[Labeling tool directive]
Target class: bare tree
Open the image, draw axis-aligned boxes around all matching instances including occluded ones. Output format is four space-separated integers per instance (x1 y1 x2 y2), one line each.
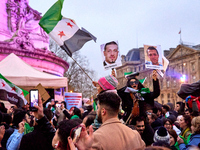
49 38 97 98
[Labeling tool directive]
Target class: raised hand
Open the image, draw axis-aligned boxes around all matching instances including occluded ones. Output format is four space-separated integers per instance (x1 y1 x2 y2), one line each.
152 70 157 81
75 124 94 150
18 121 25 134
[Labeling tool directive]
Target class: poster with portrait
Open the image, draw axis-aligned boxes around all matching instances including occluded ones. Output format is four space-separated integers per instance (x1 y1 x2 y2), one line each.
144 45 163 70
101 40 122 70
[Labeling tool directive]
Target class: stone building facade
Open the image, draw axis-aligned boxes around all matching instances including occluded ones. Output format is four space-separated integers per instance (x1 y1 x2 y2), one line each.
116 44 200 106
0 0 69 102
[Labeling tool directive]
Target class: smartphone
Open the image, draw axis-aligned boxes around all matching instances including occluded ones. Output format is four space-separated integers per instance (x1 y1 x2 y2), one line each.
29 89 39 111
72 126 82 143
56 103 61 107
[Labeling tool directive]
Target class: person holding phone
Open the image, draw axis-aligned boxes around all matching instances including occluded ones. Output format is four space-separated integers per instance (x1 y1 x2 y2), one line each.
29 90 39 111
19 95 55 150
51 119 82 150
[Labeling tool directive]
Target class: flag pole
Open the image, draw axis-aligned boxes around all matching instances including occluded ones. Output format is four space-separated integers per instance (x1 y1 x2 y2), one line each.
70 56 93 82
179 28 182 44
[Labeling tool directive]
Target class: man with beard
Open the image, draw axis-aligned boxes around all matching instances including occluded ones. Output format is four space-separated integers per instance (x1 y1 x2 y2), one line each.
103 41 119 66
92 75 118 131
146 46 163 66
74 92 145 150
131 116 154 146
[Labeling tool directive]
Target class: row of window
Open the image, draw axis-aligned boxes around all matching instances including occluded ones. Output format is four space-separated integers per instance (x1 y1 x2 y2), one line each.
166 62 196 76
160 93 172 105
160 75 196 89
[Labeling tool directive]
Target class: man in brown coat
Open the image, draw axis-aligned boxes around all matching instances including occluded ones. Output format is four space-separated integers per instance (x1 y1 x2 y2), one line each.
71 92 145 150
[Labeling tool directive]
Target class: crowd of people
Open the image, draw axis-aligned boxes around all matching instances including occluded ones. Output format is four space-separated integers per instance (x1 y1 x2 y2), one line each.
0 71 199 150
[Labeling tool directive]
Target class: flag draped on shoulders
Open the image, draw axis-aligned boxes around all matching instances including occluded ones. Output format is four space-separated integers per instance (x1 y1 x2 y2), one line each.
39 0 96 57
0 74 28 108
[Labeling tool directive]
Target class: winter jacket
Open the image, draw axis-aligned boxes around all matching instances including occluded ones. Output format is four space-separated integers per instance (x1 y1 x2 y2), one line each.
118 79 160 121
179 133 200 150
19 116 55 150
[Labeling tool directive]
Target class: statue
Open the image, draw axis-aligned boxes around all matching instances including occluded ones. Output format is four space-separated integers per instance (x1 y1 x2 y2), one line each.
6 0 49 50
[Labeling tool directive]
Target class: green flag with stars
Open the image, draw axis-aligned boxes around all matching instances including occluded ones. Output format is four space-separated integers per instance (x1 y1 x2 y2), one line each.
0 74 28 108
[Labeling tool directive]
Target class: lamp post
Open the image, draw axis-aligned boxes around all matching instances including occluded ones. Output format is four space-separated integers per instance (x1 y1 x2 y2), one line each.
180 29 186 83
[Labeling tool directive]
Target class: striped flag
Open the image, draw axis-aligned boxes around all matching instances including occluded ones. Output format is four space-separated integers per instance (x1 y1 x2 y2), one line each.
39 0 96 57
139 77 146 84
124 72 133 77
0 74 28 108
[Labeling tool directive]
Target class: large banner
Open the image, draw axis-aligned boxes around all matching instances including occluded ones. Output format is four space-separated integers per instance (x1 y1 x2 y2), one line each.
64 92 82 110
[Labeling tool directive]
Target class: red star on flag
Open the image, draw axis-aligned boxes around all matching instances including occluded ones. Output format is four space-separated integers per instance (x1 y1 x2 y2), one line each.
58 31 66 38
1 82 5 87
20 92 24 96
67 22 73 28
12 86 16 91
69 19 76 25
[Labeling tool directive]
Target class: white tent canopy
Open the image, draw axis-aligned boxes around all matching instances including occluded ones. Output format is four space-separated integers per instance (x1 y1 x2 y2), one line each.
0 53 68 89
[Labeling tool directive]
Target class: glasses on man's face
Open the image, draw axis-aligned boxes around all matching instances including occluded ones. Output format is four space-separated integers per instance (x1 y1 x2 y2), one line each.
130 80 139 85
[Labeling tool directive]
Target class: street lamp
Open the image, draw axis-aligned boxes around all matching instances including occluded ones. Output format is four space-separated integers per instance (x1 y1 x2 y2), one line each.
180 74 186 83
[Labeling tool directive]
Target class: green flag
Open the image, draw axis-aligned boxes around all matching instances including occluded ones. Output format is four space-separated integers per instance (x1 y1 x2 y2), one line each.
124 72 133 76
139 77 147 84
39 0 96 57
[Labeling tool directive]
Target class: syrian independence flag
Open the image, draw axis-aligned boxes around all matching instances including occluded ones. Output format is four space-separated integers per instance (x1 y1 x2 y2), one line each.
39 0 96 57
0 74 28 108
139 77 146 84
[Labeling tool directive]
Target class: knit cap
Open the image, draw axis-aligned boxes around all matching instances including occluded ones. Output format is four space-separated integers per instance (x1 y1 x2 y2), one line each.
98 75 118 90
153 127 170 144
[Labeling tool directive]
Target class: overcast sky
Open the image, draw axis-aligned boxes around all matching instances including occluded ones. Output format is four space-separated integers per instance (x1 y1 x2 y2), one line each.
29 0 200 79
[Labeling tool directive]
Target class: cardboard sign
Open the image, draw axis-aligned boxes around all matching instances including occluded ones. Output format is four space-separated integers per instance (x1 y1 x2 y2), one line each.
26 83 50 104
64 92 82 110
35 83 51 104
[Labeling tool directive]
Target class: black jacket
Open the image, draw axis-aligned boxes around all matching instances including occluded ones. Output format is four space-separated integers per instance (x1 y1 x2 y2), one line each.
19 116 55 150
118 79 160 121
